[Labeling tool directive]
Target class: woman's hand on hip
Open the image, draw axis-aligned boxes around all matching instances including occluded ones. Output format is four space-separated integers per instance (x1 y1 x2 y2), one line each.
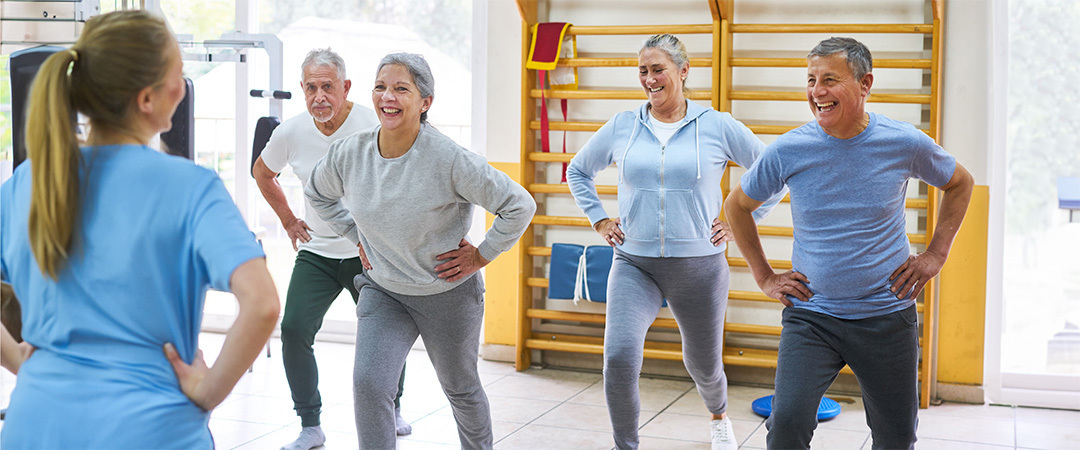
163 343 217 411
435 239 490 282
711 218 734 246
594 218 624 246
357 242 372 270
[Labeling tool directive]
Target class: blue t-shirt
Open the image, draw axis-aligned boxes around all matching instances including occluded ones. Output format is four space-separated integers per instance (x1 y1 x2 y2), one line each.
740 113 956 319
0 145 264 448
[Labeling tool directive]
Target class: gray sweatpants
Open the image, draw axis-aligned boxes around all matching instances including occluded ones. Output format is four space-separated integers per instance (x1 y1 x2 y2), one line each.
766 305 919 449
352 273 492 450
605 249 730 450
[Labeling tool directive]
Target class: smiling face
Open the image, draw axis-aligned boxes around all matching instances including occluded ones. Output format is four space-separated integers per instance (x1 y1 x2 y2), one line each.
638 47 688 112
806 53 873 139
302 64 350 123
372 63 431 132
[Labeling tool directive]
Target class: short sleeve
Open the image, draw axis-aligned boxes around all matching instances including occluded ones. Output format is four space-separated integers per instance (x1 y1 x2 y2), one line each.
909 132 956 188
190 173 265 292
740 144 787 203
260 125 290 174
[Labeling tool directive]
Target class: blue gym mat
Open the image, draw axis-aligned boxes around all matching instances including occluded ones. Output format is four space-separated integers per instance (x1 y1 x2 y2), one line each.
751 395 841 421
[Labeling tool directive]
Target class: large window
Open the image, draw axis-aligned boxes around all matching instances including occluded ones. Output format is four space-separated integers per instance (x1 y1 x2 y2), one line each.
995 0 1080 408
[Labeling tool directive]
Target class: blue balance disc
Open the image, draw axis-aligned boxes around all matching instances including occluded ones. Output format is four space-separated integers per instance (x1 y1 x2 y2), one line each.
751 395 841 421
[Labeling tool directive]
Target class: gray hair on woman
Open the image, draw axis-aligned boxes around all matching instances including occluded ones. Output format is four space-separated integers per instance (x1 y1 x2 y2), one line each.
640 34 690 95
377 52 435 122
808 37 873 81
302 48 347 81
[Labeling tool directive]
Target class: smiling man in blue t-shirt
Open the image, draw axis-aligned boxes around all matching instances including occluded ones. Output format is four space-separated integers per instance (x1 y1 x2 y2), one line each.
725 37 974 449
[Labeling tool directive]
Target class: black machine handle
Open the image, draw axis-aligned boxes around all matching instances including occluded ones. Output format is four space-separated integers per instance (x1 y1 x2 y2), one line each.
249 89 292 100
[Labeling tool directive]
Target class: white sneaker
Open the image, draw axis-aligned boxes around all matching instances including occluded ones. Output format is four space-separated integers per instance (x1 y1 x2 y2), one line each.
710 417 738 450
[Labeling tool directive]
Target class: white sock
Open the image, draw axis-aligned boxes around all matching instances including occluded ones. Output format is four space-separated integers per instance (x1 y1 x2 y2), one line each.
281 425 326 450
395 407 413 436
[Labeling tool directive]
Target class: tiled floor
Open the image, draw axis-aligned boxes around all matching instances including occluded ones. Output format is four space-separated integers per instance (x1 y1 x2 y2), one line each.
3 332 1079 449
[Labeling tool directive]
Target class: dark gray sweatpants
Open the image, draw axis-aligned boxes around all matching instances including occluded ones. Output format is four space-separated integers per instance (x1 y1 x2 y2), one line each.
766 305 920 449
604 249 730 450
352 273 492 450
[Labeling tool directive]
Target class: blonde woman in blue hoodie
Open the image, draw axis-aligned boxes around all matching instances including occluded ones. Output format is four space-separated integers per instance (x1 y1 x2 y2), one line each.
567 34 781 450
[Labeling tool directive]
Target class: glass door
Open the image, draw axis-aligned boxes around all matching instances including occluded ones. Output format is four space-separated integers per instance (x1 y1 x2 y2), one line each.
991 0 1080 409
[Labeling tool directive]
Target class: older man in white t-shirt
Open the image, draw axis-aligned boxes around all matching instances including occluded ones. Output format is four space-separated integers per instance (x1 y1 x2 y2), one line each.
253 48 410 450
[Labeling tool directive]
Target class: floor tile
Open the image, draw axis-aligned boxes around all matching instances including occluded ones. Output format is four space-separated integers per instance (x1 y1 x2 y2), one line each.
399 412 467 446
724 385 776 422
637 436 711 449
493 423 614 449
234 427 358 450
916 413 1015 447
211 393 303 426
922 401 1016 421
488 394 561 423
208 417 285 449
664 389 712 416
1014 405 1080 427
743 422 870 449
483 368 600 402
477 358 518 376
532 402 623 433
816 396 870 434
319 402 359 434
568 376 695 412
639 411 760 446
1016 420 1080 449
914 437 1015 449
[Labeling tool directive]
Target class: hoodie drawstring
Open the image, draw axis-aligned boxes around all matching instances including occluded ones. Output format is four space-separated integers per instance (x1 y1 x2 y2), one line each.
695 119 701 180
619 118 640 184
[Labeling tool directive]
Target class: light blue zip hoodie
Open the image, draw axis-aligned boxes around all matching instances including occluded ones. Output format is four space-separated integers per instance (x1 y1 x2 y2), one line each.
566 100 782 258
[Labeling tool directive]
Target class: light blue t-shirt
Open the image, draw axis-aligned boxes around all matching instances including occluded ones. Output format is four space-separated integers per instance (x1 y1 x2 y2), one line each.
740 113 955 319
0 145 264 448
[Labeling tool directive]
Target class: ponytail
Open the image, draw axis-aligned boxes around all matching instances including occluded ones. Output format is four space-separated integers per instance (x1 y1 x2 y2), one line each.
24 10 172 280
26 49 81 280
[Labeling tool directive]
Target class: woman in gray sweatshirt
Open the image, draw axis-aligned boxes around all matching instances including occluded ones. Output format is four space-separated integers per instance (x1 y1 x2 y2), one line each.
305 52 535 450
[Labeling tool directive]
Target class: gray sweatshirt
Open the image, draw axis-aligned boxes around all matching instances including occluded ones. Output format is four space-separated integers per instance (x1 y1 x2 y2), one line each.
305 123 536 296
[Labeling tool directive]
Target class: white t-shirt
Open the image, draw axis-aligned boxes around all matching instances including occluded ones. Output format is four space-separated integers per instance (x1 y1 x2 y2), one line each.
648 112 686 147
260 105 378 258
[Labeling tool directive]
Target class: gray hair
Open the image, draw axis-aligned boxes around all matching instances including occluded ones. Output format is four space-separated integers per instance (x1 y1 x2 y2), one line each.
640 34 690 94
301 48 347 82
377 52 435 122
808 37 873 81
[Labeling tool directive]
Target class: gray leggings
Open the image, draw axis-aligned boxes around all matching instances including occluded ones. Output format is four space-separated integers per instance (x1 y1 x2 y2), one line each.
352 273 492 450
605 249 730 450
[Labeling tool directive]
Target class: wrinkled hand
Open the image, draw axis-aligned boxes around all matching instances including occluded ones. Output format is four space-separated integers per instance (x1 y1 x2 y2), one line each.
594 218 624 247
357 242 372 270
285 218 312 251
710 218 733 246
759 270 813 307
163 343 216 411
889 251 945 300
435 239 490 282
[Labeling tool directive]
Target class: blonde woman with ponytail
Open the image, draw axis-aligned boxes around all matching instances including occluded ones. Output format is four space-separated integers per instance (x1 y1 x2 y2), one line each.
0 10 279 448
